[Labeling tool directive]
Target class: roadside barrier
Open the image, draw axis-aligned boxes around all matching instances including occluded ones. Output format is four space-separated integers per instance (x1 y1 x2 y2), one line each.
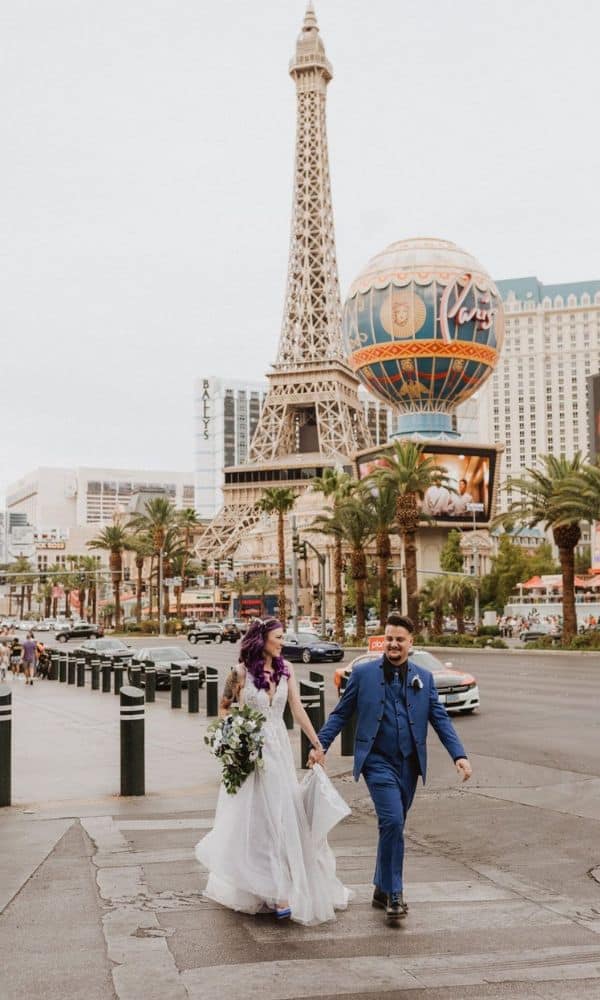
50 652 59 681
120 686 145 796
309 670 325 730
187 672 199 713
76 658 85 687
299 679 321 770
59 653 67 683
205 666 219 717
0 685 11 807
101 662 111 693
113 663 124 696
144 667 156 703
170 668 182 709
91 658 100 690
340 673 356 757
67 654 76 685
129 665 142 689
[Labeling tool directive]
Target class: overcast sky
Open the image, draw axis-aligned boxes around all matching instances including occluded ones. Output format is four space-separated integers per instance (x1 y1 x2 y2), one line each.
2 0 599 502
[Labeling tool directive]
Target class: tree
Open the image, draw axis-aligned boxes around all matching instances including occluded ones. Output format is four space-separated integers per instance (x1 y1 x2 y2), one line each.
315 497 375 642
87 525 132 628
244 572 278 617
372 441 449 625
419 576 448 636
363 478 396 628
440 529 464 573
176 508 201 614
312 469 355 641
257 488 296 628
444 574 476 634
496 454 587 642
9 556 34 619
129 535 153 623
526 540 559 577
575 545 591 575
128 498 178 623
481 536 529 612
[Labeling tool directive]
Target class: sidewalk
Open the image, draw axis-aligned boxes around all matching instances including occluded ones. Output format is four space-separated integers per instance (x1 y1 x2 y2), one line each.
2 679 600 999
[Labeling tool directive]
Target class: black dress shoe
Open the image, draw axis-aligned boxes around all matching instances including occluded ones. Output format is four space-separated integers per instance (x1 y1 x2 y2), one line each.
372 887 387 909
386 891 408 922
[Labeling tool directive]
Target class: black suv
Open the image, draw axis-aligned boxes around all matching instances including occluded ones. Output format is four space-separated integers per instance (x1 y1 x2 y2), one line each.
55 622 104 642
187 622 240 644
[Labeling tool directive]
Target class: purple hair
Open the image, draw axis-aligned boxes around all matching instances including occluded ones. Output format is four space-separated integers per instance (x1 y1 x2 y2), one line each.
239 618 289 691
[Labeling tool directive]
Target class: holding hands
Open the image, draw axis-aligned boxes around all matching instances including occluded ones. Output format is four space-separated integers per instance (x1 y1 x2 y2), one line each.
308 745 326 769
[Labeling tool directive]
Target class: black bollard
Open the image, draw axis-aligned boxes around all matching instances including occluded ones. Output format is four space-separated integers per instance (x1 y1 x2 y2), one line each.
49 652 59 681
340 673 356 757
59 652 67 683
299 679 321 770
309 670 325 730
187 672 199 713
283 701 294 730
0 685 12 807
129 665 142 689
205 666 219 717
113 663 124 696
170 668 182 709
67 653 76 685
101 661 111 693
91 658 100 691
120 685 145 796
144 668 156 704
76 658 85 687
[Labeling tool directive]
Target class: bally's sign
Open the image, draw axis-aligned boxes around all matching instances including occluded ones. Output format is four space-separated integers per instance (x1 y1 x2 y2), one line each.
201 379 210 440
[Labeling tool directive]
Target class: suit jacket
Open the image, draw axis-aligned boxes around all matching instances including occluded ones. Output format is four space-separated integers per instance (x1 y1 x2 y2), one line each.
318 655 467 783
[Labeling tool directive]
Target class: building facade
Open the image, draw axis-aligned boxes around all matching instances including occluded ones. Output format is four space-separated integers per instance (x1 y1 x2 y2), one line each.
480 277 600 511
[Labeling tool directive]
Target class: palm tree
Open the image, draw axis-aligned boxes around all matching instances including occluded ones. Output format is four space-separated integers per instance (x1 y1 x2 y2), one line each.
444 574 476 634
128 498 178 624
87 525 132 628
129 535 153 623
374 441 450 626
10 556 34 619
76 555 100 622
419 575 448 636
176 508 201 614
243 572 279 617
312 469 355 641
314 497 375 643
257 488 296 627
363 478 396 628
495 453 586 643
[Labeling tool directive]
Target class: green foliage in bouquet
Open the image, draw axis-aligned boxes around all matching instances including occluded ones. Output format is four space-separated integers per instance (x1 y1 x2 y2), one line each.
204 704 266 795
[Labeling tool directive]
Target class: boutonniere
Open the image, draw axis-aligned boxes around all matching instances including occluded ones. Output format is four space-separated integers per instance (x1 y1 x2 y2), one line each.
411 675 424 692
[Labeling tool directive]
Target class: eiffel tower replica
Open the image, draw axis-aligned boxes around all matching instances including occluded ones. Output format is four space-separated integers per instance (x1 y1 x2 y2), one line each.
200 3 371 558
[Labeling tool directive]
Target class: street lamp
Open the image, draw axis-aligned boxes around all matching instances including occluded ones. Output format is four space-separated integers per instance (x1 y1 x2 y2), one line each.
466 502 485 628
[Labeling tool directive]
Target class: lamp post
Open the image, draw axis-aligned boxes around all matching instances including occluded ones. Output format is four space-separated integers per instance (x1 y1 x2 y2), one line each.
158 545 164 637
466 503 485 629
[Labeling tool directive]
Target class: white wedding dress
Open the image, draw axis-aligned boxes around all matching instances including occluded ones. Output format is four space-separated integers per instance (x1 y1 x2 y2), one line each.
195 673 351 925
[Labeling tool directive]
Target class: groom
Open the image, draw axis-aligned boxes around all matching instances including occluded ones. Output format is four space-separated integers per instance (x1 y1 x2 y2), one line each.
310 613 472 924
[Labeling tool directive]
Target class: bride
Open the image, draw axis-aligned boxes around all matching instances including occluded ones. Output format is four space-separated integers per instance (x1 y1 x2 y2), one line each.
195 618 350 925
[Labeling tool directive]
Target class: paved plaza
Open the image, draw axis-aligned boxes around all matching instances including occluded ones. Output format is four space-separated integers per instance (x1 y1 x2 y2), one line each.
1 645 600 999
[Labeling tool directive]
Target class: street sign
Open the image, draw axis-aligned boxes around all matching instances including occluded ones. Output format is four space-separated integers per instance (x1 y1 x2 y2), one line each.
466 503 484 512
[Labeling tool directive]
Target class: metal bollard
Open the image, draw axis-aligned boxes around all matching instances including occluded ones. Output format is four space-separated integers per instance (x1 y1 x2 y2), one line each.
309 670 325 730
76 658 85 687
101 661 111 693
144 668 156 703
120 685 145 796
340 673 356 757
113 662 124 696
283 701 294 730
129 665 142 689
299 679 321 770
67 653 76 685
91 658 100 690
187 672 199 713
170 668 182 709
205 666 219 717
0 685 12 807
49 652 59 681
59 652 67 683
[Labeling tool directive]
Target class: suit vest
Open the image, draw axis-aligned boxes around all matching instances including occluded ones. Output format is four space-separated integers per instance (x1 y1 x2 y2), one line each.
371 671 416 761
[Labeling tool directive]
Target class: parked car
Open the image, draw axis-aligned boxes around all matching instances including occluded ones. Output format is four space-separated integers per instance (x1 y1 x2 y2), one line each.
519 623 562 643
333 648 480 714
282 631 344 664
187 622 240 644
55 622 104 642
129 647 205 690
74 637 133 662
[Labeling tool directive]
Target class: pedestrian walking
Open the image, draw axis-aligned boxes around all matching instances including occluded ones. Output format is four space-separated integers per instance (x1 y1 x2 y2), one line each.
21 632 38 685
0 640 9 682
312 612 472 925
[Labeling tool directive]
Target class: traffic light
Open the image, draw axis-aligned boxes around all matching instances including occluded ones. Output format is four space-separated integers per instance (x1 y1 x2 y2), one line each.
300 542 307 560
213 558 219 570
243 572 250 584
214 571 220 587
292 531 300 554
227 557 234 572
312 584 320 599
201 559 208 572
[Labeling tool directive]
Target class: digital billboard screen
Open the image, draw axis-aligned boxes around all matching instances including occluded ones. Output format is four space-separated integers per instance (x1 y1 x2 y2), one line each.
588 374 600 464
356 443 498 524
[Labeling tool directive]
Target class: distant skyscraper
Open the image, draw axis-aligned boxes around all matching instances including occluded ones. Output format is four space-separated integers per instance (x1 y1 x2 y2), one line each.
480 276 600 511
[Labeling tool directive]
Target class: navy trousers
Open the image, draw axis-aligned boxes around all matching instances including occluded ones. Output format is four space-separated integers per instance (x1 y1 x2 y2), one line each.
362 750 420 894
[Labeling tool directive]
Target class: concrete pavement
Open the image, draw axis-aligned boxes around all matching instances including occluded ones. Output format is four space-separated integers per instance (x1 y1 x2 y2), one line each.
1 651 600 999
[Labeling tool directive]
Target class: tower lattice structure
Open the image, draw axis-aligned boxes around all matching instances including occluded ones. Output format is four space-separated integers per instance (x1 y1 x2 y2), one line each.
200 3 371 559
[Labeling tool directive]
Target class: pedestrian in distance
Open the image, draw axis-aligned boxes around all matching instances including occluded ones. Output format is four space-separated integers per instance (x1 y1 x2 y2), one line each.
10 638 22 677
21 632 38 685
311 612 472 925
0 640 9 682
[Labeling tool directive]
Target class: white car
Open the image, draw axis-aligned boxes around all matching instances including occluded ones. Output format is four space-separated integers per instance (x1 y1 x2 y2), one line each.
334 648 480 714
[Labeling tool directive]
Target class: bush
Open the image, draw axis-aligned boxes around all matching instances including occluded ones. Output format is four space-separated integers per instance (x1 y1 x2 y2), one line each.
477 625 500 637
564 631 600 650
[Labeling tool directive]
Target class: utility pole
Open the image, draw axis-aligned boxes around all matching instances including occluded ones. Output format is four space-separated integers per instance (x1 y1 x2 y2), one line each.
291 516 299 633
466 502 484 629
158 546 164 637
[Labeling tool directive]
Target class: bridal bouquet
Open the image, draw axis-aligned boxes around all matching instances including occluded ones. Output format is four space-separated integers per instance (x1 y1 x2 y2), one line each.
204 705 266 795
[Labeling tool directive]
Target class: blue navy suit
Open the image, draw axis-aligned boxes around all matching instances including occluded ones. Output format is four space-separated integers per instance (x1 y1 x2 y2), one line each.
318 655 467 894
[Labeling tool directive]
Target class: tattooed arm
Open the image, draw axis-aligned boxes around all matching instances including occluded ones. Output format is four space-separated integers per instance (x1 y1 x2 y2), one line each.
219 666 245 718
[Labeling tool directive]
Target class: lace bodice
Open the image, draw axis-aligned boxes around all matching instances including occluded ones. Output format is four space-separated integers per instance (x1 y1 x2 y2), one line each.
242 672 289 720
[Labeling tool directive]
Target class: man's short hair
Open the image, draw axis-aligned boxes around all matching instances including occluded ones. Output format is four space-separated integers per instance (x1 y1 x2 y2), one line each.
385 613 414 633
